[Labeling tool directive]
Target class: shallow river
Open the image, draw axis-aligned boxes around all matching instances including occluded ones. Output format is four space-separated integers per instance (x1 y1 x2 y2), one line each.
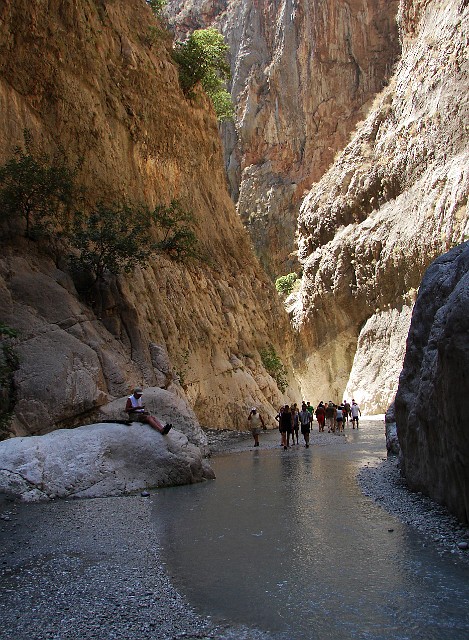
152 421 469 640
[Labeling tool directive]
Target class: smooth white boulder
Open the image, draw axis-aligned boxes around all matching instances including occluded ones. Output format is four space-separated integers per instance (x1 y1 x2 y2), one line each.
0 422 215 502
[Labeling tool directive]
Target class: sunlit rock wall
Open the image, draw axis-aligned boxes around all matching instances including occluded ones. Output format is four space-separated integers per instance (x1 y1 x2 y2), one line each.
166 0 400 278
0 0 298 435
296 0 469 411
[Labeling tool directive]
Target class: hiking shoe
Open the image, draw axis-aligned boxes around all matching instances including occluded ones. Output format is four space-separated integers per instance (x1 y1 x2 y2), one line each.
162 423 172 435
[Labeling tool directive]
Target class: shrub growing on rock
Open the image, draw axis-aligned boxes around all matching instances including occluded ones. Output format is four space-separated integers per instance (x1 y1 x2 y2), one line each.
275 272 298 296
69 200 202 283
69 203 155 283
173 27 234 121
146 0 166 18
260 345 288 393
151 200 201 262
0 131 75 239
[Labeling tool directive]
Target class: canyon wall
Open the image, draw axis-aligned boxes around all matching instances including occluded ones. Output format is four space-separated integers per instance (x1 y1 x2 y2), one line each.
296 0 468 411
395 242 469 523
0 0 298 436
166 0 401 278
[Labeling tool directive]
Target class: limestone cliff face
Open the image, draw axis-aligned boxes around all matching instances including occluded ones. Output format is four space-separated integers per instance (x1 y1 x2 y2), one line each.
167 0 400 277
296 0 469 411
0 0 297 436
395 243 469 523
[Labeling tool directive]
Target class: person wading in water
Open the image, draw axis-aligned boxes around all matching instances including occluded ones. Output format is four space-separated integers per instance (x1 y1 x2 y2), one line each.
279 404 293 450
247 407 265 447
299 402 312 448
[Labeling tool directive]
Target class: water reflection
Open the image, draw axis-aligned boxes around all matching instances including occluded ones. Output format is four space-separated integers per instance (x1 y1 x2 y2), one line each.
152 425 469 639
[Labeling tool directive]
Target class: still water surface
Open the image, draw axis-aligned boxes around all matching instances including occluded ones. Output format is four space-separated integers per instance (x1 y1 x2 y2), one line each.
152 423 469 639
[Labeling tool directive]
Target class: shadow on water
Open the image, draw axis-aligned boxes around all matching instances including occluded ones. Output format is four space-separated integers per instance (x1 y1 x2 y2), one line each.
152 424 469 639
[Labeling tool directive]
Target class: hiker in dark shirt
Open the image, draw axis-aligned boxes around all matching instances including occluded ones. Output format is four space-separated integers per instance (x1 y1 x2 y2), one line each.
278 404 293 450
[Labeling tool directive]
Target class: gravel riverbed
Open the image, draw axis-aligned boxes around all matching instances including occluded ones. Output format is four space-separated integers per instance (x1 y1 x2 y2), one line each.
1 421 468 639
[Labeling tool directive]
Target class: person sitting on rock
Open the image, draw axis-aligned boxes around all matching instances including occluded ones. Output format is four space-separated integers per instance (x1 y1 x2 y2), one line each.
125 387 172 434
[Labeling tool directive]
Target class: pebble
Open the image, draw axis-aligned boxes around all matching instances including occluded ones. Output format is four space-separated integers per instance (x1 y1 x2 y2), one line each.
358 457 469 563
0 494 270 640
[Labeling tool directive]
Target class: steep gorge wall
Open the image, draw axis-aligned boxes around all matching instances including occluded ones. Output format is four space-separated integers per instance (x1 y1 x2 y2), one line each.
166 0 401 278
0 0 297 435
296 0 469 411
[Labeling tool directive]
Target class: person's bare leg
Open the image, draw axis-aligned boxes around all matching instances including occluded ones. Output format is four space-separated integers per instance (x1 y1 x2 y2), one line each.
144 415 172 434
145 416 164 433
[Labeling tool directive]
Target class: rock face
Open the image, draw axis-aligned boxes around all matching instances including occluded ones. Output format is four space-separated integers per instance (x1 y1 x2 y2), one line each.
384 402 400 455
296 0 469 410
0 420 215 502
395 242 469 524
0 0 298 436
166 0 401 277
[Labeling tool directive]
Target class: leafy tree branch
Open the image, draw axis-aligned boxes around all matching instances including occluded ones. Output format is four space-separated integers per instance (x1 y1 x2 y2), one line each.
172 27 234 121
0 130 75 238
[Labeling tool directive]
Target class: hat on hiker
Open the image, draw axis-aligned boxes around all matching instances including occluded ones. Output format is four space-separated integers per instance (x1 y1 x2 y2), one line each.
251 407 257 411
134 387 143 394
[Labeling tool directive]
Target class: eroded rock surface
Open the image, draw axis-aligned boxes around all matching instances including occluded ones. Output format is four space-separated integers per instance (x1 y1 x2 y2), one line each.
0 0 298 436
395 242 469 524
0 421 214 502
167 0 400 277
297 0 469 410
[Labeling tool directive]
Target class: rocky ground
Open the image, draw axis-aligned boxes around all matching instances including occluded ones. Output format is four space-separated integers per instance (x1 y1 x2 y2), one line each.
358 455 469 565
1 422 468 639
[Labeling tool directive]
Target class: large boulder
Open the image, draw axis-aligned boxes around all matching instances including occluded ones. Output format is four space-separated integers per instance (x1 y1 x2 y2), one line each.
395 242 469 523
0 422 215 502
96 386 209 453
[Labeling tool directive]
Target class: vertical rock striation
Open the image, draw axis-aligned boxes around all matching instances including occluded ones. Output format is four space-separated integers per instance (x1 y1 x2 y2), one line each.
395 242 469 523
167 0 400 277
296 0 469 409
0 0 298 435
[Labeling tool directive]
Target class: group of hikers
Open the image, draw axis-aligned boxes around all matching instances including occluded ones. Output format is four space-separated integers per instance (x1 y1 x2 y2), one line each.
248 400 362 449
126 387 362 453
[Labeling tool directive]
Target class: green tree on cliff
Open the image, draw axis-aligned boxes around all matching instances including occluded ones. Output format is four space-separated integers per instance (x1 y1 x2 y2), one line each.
173 27 234 121
146 0 167 17
260 345 288 393
69 203 155 283
69 200 202 283
0 131 75 238
151 200 201 262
